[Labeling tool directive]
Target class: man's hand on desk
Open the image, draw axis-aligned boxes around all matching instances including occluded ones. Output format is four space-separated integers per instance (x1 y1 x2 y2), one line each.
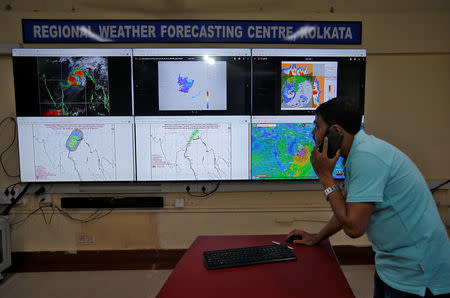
286 229 321 246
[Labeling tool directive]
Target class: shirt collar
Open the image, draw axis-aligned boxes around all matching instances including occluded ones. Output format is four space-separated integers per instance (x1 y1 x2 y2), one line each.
345 129 367 166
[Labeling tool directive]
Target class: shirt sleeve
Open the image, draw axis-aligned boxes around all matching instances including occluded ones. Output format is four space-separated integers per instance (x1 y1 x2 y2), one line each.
346 152 390 203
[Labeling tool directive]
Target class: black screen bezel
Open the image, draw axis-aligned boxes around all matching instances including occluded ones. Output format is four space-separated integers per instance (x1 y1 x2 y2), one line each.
12 55 133 117
133 55 251 116
252 55 366 115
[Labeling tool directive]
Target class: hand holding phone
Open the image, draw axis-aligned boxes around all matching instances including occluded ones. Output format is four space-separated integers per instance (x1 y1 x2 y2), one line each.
318 128 343 159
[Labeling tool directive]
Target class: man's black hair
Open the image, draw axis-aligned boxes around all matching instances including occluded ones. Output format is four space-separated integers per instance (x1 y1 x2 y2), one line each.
315 96 363 135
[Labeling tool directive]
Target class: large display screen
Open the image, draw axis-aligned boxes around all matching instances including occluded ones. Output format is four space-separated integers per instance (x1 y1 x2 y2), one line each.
133 48 251 115
12 48 133 117
135 116 251 181
252 49 366 115
17 117 135 182
11 47 366 183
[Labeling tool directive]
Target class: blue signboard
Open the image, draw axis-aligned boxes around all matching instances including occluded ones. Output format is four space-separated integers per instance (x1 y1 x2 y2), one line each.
22 20 361 44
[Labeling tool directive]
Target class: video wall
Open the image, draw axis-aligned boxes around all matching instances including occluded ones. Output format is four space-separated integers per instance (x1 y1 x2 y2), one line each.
12 48 366 182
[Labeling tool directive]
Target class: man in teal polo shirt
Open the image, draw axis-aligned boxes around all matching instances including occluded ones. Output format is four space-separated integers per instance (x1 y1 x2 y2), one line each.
287 97 450 297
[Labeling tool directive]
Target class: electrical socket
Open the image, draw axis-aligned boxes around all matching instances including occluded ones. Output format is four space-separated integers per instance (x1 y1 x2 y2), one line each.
175 198 184 208
186 184 201 193
38 194 52 204
78 234 95 244
0 187 24 205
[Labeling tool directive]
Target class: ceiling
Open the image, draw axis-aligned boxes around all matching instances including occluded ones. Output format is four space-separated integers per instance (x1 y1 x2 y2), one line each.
3 0 450 14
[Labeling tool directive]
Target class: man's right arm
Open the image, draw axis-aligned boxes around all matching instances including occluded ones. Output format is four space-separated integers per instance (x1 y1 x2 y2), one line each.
315 215 343 241
287 215 342 245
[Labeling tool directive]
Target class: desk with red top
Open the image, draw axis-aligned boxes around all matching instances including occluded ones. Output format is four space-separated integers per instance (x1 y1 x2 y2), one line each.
157 234 354 298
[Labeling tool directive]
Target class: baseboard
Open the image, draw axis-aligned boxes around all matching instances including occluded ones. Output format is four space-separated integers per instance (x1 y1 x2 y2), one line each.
7 245 374 273
333 245 375 265
7 249 186 272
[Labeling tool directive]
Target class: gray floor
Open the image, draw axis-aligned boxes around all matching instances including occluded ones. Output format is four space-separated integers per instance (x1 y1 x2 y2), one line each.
0 265 375 298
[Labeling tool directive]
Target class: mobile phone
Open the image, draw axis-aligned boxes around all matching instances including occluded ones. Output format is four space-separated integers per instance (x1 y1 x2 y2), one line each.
318 128 343 158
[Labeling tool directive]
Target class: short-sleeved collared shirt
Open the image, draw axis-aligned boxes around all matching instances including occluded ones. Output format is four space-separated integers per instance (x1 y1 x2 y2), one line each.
344 130 450 296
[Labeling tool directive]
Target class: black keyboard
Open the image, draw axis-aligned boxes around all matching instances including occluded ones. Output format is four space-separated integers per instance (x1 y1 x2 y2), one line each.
203 244 296 270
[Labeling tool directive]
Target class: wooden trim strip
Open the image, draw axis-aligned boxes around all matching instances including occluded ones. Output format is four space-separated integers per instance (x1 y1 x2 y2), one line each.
7 246 373 273
8 250 186 272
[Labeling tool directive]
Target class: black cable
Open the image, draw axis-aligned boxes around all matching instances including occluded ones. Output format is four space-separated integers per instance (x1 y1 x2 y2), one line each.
10 206 43 227
84 207 104 220
11 205 54 227
11 204 113 227
49 204 56 223
5 183 112 226
39 200 55 225
53 205 113 223
0 116 19 178
431 180 450 194
186 181 221 197
3 183 111 224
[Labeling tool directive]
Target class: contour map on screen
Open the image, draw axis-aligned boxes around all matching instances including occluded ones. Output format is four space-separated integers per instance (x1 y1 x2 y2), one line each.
31 123 118 181
281 61 337 110
149 122 231 180
252 121 344 179
17 117 135 182
38 56 110 116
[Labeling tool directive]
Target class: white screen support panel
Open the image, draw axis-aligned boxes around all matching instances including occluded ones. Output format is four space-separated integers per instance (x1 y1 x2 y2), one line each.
17 116 135 182
252 48 366 57
135 115 251 181
133 48 251 57
12 48 132 57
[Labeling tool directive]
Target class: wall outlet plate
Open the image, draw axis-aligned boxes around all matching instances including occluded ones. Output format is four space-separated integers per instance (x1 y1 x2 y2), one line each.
78 234 95 244
38 194 52 204
0 187 25 205
175 198 184 208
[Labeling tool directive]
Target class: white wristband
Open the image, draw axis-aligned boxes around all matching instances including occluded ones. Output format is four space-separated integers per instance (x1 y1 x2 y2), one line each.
324 184 340 201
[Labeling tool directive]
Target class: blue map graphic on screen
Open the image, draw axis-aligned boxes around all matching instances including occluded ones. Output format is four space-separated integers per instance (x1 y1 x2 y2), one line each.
252 123 345 180
282 82 297 104
177 74 194 93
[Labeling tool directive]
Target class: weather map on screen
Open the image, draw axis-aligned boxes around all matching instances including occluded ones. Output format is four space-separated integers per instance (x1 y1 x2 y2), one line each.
158 61 227 111
135 116 250 181
251 116 344 180
38 57 111 116
17 117 135 182
281 61 337 110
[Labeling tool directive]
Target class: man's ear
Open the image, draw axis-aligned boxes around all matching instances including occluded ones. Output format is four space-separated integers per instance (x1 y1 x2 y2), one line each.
330 124 345 134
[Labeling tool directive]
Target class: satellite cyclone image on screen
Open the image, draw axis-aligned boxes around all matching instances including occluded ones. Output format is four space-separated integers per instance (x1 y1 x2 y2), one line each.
252 122 344 179
281 62 324 110
37 56 110 116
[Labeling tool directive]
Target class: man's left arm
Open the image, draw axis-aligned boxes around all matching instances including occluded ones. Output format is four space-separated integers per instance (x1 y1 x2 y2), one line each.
321 177 373 238
311 137 374 238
